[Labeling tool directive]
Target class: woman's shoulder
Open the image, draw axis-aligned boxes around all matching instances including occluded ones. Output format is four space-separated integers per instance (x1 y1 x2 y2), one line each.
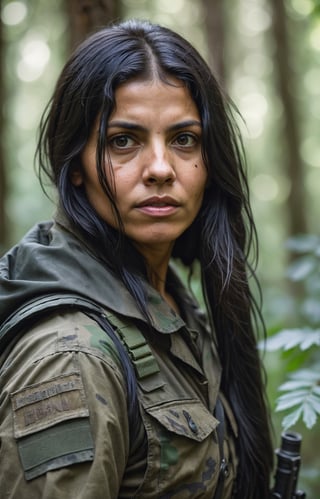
0 310 123 382
0 309 131 493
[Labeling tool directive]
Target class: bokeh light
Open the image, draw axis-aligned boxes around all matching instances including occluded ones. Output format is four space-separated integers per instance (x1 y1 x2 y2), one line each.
251 174 280 202
16 37 51 82
309 23 320 51
1 1 27 26
291 0 314 16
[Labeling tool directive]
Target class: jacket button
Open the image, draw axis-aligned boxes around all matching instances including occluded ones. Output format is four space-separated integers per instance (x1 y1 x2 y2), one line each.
220 458 230 478
183 410 198 434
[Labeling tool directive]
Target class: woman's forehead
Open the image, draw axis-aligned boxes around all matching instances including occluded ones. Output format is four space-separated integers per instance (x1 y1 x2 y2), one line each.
110 78 199 120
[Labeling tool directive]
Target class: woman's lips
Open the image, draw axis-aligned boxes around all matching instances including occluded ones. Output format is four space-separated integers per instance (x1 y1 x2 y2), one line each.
136 196 180 216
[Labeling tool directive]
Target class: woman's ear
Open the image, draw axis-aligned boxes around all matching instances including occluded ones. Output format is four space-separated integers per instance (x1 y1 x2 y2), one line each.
70 168 83 186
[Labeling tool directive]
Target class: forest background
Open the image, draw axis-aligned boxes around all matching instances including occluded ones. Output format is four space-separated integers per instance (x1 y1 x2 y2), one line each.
0 0 319 495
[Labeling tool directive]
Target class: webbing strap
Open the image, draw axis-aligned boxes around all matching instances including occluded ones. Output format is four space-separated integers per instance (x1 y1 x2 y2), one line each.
104 312 160 380
0 293 160 383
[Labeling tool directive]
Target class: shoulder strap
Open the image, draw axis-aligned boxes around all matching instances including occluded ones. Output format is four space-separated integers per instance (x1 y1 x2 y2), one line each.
0 294 106 352
104 311 160 380
0 293 159 382
0 293 155 445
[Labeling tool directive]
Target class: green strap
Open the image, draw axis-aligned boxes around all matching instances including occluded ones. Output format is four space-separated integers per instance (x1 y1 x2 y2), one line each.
104 312 160 380
0 292 160 382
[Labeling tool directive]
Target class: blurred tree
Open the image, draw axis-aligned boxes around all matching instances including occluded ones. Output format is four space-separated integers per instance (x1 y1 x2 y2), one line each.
202 0 225 86
0 2 8 251
270 0 308 241
65 0 122 51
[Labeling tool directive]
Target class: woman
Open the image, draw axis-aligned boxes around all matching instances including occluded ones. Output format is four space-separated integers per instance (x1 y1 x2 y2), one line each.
0 20 273 498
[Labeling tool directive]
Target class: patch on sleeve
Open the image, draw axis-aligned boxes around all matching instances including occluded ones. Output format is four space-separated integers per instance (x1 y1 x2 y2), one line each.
11 372 89 437
11 372 94 480
17 418 94 480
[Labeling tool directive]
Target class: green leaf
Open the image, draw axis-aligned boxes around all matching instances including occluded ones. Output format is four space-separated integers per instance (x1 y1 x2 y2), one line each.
309 394 320 412
290 369 320 382
278 379 314 391
313 386 320 396
276 398 304 412
302 297 320 324
285 234 320 253
302 400 318 429
282 407 303 430
264 329 320 351
277 368 320 429
286 256 317 281
276 390 308 411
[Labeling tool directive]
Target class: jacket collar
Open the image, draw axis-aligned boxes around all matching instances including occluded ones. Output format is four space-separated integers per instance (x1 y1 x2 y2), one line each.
1 206 205 335
54 208 189 333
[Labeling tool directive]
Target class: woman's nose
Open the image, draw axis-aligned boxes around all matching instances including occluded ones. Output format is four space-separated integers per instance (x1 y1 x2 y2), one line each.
142 143 176 185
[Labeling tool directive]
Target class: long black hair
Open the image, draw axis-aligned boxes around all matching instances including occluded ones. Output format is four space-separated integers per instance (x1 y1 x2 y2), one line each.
36 19 273 498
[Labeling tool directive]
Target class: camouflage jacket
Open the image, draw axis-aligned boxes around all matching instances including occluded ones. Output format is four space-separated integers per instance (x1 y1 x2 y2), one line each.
0 217 238 498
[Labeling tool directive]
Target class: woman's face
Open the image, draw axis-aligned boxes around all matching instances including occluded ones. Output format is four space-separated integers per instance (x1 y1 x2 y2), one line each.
73 78 207 258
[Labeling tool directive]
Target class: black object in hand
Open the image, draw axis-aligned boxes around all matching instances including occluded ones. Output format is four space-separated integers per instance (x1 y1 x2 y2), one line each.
270 431 306 499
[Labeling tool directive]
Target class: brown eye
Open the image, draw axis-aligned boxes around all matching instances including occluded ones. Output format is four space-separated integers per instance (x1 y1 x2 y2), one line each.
174 133 197 147
109 135 136 149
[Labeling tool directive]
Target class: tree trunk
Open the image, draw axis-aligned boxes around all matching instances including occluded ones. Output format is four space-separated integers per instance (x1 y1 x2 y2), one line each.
65 0 122 52
202 0 226 87
0 4 8 253
270 0 308 237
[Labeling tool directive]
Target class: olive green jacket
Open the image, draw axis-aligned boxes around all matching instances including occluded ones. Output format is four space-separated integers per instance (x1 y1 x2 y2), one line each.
0 217 238 498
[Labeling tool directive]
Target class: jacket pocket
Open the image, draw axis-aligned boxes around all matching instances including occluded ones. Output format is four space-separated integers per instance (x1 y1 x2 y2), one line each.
145 398 218 442
135 398 220 498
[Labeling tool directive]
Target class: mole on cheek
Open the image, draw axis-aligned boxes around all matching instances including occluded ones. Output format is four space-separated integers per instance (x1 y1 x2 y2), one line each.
194 164 198 168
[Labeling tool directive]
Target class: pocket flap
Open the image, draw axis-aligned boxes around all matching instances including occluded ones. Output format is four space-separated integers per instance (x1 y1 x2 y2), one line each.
145 399 218 442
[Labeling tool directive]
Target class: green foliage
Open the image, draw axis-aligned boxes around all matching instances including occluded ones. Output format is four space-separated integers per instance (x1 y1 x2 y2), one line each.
265 328 320 351
265 235 320 430
311 0 320 17
277 370 320 429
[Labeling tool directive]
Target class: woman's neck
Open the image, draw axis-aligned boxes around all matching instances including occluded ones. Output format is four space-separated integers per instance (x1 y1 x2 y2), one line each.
135 242 179 313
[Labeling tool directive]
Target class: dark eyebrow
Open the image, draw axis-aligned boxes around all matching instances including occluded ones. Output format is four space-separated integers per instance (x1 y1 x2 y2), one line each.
107 121 147 132
168 120 202 132
107 120 202 132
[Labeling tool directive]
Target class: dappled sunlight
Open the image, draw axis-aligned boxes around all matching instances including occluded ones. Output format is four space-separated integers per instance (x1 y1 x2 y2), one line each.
291 0 315 16
1 1 27 26
2 0 319 274
309 21 320 50
251 173 291 203
238 0 272 36
1 1 319 495
300 136 320 168
238 92 269 139
156 0 184 14
304 67 320 94
17 37 50 82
